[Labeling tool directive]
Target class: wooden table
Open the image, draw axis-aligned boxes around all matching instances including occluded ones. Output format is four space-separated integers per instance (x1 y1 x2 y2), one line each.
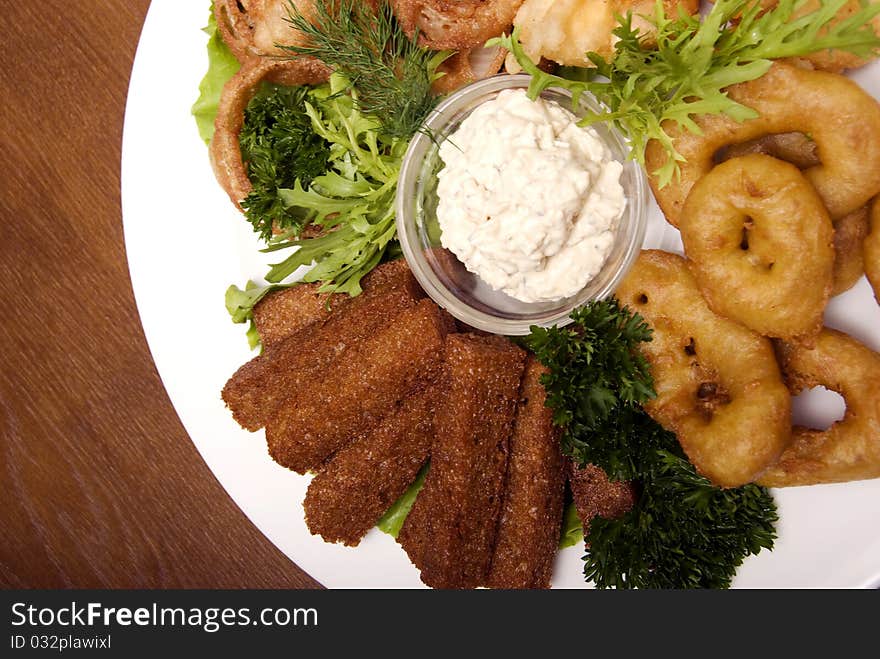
0 1 320 588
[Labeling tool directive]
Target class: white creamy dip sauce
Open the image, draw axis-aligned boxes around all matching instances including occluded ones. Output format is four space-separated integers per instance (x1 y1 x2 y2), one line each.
435 88 625 303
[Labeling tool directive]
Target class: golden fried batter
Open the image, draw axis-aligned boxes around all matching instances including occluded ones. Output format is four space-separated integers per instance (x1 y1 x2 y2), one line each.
832 206 870 296
398 334 526 589
679 154 834 343
647 63 880 226
392 0 522 50
303 387 436 545
488 358 565 590
615 250 791 487
265 299 452 473
867 198 880 303
759 329 880 487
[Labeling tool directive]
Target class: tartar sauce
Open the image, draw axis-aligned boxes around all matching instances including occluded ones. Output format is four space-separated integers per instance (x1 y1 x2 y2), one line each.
435 88 625 303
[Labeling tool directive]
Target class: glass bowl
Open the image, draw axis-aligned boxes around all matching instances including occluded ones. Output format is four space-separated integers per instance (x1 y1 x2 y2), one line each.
395 73 647 335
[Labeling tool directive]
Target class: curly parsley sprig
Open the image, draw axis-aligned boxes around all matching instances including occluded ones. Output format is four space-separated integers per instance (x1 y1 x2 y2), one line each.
525 300 778 589
495 0 880 187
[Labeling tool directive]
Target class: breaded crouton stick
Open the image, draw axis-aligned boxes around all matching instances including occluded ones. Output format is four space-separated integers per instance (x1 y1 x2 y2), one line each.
253 259 420 349
568 462 636 539
303 387 436 546
488 358 564 589
398 334 526 589
265 299 452 474
222 265 422 431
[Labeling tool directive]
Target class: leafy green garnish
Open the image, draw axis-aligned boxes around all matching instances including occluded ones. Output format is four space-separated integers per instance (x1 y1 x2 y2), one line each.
496 0 880 186
239 85 331 240
191 5 241 144
526 300 778 588
377 462 429 538
523 299 655 481
260 74 407 296
280 0 448 139
585 447 778 590
559 503 584 550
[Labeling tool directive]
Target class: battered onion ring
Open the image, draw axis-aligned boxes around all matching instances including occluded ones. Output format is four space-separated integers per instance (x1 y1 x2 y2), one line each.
213 0 332 86
646 62 880 226
679 154 834 343
867 198 880 302
718 131 820 170
432 45 507 94
758 329 880 487
210 58 328 211
391 0 522 50
832 206 870 296
615 250 791 487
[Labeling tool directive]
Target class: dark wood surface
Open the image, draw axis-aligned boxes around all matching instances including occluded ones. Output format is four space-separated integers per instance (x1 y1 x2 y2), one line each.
0 1 321 588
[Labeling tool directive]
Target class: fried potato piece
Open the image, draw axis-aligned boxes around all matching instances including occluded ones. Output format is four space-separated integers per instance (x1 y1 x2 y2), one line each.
392 0 523 50
487 358 565 590
759 329 880 487
567 462 636 538
265 299 452 473
647 63 880 226
832 206 870 296
867 198 880 303
679 154 834 343
303 387 436 546
222 261 423 431
615 250 791 487
508 0 699 69
398 334 526 589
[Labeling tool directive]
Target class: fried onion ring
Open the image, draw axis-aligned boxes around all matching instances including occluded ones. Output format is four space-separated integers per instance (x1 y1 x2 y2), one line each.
679 154 834 343
210 58 328 210
432 45 507 95
615 250 791 487
758 329 880 487
391 0 522 50
717 131 820 170
832 206 870 296
647 62 880 226
867 198 880 303
213 0 332 86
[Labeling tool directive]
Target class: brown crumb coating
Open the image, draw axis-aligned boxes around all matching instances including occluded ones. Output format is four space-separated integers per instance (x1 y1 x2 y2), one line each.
488 358 564 589
221 263 422 431
252 259 422 350
398 333 526 589
567 462 637 540
303 387 437 546
265 299 452 474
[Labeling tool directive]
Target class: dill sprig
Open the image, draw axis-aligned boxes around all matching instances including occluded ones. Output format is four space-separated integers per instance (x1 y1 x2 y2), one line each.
496 0 880 187
279 0 447 138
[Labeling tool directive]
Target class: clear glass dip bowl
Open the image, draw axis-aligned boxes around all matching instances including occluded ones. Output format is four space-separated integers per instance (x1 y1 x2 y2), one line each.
395 73 647 335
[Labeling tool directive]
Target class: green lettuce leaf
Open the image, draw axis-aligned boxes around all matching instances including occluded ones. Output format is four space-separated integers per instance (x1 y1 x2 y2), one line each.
376 462 429 538
192 4 240 144
559 503 584 550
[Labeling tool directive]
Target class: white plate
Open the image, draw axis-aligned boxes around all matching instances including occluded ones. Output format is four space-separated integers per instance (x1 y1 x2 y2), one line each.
122 0 880 588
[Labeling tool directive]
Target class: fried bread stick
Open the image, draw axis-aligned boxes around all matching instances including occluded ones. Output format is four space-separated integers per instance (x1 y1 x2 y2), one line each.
488 358 564 589
253 259 420 349
567 462 636 540
222 263 422 431
398 334 526 589
303 387 437 546
266 299 452 474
